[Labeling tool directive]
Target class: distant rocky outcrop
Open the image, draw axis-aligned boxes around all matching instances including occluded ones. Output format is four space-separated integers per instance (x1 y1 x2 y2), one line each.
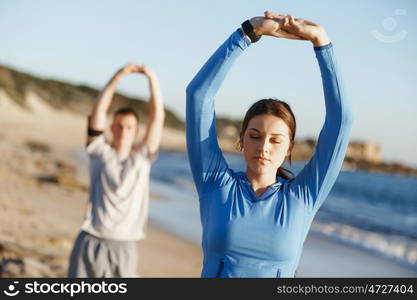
290 139 382 164
346 142 381 164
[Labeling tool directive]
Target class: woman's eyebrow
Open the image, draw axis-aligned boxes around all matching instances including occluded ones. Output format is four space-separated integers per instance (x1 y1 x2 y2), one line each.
248 128 285 136
248 128 260 132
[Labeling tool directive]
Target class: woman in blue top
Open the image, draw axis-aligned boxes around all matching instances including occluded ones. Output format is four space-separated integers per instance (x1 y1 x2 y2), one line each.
186 11 353 278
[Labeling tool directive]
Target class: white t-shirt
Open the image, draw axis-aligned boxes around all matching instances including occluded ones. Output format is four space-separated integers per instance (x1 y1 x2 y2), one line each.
81 135 153 241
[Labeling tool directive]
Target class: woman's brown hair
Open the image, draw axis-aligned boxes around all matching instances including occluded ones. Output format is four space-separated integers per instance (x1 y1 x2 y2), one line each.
238 99 296 180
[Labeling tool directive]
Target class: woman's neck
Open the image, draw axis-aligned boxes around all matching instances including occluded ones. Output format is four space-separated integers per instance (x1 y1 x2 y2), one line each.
246 170 277 197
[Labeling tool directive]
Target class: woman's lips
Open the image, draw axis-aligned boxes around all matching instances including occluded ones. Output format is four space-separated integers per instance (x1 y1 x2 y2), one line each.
254 156 270 162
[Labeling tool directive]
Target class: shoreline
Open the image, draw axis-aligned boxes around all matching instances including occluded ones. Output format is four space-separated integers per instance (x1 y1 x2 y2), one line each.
145 220 417 277
148 200 417 277
298 232 417 277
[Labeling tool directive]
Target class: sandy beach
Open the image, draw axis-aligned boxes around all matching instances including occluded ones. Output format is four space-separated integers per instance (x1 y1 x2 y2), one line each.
0 90 415 278
0 90 202 277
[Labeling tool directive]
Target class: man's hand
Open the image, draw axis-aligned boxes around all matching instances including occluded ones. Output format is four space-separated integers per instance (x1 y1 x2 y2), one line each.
137 65 156 78
116 62 141 76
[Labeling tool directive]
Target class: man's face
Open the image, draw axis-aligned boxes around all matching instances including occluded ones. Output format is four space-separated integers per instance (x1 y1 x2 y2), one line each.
110 113 138 147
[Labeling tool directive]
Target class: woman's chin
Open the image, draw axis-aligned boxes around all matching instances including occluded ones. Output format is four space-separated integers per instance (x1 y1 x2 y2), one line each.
248 165 274 176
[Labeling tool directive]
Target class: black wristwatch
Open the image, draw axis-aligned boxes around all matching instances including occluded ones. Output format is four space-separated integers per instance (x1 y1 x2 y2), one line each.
241 20 261 43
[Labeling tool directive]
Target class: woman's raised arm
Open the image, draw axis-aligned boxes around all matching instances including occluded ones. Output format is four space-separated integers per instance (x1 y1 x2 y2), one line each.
281 16 354 213
186 29 251 197
185 15 295 196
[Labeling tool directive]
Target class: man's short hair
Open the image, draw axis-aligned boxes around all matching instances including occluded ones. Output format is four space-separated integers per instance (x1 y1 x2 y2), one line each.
113 107 140 123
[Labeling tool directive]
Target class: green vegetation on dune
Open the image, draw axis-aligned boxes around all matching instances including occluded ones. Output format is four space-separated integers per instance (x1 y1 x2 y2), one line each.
0 64 184 129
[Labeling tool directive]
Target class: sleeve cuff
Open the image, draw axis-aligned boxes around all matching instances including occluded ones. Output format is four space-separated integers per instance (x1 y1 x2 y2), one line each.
86 134 106 155
236 28 252 47
314 42 333 51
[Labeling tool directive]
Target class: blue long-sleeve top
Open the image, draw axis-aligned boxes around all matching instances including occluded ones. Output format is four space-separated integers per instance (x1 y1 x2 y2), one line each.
186 29 353 278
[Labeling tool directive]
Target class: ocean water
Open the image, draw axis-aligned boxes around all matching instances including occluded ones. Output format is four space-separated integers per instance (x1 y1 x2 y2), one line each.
148 151 417 270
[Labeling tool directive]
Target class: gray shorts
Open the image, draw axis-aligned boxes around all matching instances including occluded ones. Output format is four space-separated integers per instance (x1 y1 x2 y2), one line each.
68 231 138 278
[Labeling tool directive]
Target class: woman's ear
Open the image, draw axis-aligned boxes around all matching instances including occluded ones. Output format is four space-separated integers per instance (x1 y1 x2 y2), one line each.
286 141 294 157
238 133 244 152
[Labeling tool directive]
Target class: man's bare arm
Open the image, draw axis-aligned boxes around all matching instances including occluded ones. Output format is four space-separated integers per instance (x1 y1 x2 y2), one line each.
87 63 140 145
141 66 165 156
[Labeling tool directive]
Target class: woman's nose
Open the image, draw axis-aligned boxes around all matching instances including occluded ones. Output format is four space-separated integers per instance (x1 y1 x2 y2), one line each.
257 139 270 153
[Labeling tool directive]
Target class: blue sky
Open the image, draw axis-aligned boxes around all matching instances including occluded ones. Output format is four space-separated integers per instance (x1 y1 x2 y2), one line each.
1 0 416 166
